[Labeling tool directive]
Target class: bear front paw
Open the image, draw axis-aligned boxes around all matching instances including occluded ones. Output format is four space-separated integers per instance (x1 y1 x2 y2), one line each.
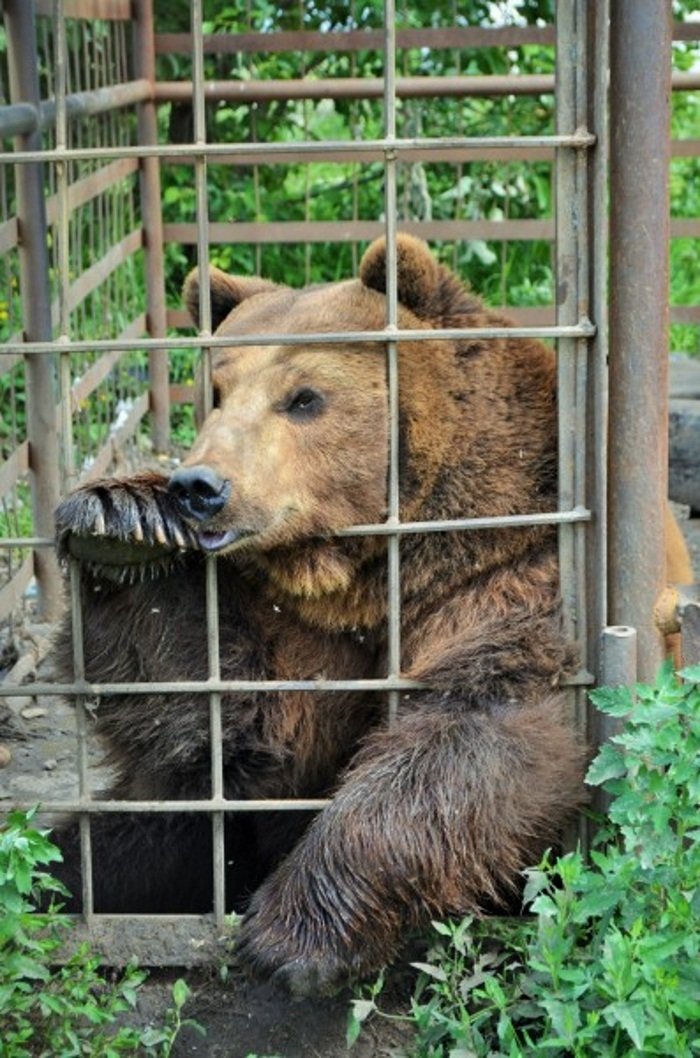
55 473 198 583
235 910 353 997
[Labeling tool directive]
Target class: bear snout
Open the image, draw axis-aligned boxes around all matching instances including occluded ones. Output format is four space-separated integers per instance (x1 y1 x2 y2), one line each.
168 464 231 523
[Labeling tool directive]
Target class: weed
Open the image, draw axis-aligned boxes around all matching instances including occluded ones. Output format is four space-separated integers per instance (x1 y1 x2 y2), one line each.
0 806 205 1057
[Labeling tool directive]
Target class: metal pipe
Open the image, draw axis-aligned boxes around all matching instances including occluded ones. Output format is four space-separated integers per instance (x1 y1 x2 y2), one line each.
133 1 169 453
608 1 672 680
0 666 595 698
0 132 597 166
0 81 152 140
585 0 610 678
3 0 63 621
151 70 700 104
0 321 597 357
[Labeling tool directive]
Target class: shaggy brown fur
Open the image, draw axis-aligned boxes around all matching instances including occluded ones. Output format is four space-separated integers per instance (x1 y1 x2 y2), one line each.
53 235 587 995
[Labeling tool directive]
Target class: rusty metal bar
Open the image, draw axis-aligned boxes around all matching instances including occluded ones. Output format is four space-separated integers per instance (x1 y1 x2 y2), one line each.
0 554 34 624
163 218 555 243
69 315 146 407
133 0 169 453
3 0 63 621
152 22 695 55
44 158 140 225
34 0 130 17
609 0 672 681
155 25 556 54
0 132 596 166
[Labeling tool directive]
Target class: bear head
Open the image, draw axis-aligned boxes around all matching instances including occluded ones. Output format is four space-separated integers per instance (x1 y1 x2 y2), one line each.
172 234 556 608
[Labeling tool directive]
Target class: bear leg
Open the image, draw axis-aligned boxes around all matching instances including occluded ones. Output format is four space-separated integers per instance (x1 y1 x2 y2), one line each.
235 697 585 995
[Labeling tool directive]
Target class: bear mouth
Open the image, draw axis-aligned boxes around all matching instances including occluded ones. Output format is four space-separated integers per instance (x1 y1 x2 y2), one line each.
196 528 252 553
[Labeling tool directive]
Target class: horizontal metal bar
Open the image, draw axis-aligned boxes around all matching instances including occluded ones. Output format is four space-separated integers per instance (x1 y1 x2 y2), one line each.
16 797 332 813
0 320 596 357
34 0 131 17
0 667 594 698
0 80 151 139
0 537 53 547
0 506 589 552
155 25 556 55
155 74 557 104
155 70 699 105
335 506 590 537
165 218 555 245
0 132 596 167
0 677 426 696
152 22 694 55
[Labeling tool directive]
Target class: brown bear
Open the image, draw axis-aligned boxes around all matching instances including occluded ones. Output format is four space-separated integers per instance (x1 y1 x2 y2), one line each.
53 234 586 995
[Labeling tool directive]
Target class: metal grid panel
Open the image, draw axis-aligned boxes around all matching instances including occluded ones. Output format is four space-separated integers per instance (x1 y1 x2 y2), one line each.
1 0 607 963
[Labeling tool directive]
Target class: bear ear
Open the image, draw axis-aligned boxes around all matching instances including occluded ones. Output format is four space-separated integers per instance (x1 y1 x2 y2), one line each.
183 266 281 331
359 234 440 318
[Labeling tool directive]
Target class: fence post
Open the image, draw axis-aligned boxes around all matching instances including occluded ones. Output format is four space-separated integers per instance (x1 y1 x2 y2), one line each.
4 0 63 621
608 0 672 681
133 0 170 454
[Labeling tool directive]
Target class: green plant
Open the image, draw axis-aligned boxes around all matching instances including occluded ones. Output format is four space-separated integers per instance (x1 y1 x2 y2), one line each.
348 663 700 1056
0 807 204 1057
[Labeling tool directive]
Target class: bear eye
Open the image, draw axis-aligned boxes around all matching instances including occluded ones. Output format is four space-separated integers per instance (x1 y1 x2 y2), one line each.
211 387 221 409
284 387 325 420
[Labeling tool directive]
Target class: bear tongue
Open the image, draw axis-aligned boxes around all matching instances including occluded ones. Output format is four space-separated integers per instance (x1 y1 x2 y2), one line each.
197 528 242 552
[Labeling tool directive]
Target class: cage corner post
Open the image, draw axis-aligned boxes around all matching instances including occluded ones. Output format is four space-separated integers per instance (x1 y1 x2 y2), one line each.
133 0 170 455
608 0 672 682
4 0 63 622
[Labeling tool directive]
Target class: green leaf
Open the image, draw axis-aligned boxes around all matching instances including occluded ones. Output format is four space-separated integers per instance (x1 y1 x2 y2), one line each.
586 742 626 786
411 961 449 982
171 977 190 1010
604 1001 648 1049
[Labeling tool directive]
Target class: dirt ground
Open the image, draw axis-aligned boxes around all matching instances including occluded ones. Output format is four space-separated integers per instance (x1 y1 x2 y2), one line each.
1 510 699 1056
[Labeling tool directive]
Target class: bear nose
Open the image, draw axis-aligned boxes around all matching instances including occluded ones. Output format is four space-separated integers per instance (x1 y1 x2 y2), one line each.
167 465 231 522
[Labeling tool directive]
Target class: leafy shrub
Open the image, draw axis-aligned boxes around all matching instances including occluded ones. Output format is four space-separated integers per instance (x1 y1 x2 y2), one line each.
0 807 203 1057
348 664 700 1057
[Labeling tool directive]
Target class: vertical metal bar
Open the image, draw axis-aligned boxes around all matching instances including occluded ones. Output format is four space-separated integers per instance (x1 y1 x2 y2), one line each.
3 0 62 620
555 0 588 658
191 0 225 926
556 1 590 849
69 559 94 923
53 0 75 490
383 0 400 726
585 0 610 686
133 0 170 454
608 1 672 682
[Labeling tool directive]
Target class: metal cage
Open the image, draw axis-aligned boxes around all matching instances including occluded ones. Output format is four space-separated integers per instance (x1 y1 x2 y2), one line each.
0 0 696 964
